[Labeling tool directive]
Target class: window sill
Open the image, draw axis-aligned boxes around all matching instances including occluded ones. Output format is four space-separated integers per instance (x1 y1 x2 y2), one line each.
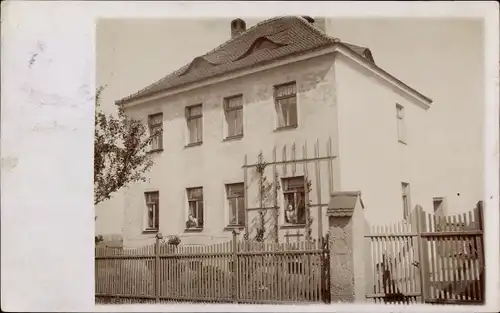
274 125 298 132
142 229 159 234
184 227 203 233
280 224 306 229
223 134 243 142
185 142 203 149
147 148 164 154
224 225 245 231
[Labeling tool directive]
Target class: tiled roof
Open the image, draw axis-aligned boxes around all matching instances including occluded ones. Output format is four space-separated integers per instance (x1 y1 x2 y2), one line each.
116 16 374 105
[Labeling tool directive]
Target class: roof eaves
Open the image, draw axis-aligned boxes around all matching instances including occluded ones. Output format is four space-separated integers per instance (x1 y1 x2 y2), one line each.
116 16 340 106
117 17 290 104
337 42 432 106
116 42 338 106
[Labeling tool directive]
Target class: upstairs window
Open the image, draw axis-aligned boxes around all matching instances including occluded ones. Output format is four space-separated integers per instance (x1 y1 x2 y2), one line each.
283 176 306 225
148 113 163 151
224 95 244 139
396 104 406 144
275 82 298 129
186 104 203 145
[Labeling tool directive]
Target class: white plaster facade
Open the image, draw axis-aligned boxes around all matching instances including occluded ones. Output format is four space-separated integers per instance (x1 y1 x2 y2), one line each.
95 18 485 246
119 44 439 248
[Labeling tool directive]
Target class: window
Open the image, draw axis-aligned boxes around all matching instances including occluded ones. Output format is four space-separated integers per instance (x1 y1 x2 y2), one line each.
148 113 163 151
283 176 306 225
275 82 298 129
186 187 204 229
401 182 410 219
186 104 203 145
226 183 245 226
396 104 406 143
224 95 244 139
433 197 445 215
145 191 160 231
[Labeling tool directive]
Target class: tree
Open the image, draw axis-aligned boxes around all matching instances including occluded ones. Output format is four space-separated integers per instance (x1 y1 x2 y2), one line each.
94 86 160 206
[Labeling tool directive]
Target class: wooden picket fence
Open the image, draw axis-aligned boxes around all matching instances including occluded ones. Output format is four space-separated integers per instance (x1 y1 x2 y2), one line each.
95 232 330 304
365 201 485 305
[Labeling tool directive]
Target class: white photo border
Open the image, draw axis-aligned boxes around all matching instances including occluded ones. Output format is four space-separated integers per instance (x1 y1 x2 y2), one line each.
1 1 498 312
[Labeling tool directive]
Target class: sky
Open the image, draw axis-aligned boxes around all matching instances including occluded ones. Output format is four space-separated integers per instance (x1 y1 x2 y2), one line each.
95 17 484 236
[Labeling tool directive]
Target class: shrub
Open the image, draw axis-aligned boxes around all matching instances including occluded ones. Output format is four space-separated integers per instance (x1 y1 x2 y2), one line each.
167 235 181 246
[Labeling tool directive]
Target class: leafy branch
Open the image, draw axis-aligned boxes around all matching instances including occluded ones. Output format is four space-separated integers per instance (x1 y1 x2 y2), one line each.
306 179 313 241
94 85 162 205
253 152 281 243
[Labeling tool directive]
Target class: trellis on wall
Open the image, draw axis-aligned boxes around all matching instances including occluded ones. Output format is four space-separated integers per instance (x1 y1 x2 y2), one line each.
242 137 337 242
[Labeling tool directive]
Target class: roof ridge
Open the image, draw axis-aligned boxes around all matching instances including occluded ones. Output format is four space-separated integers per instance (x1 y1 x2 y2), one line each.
115 16 303 104
294 16 340 43
116 16 350 105
200 16 285 58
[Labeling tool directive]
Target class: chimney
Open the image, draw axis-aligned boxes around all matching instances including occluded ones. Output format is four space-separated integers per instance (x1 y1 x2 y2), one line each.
231 18 246 38
302 16 326 33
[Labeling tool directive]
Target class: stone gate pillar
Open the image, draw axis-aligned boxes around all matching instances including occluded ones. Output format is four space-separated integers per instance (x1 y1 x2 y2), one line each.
326 191 370 303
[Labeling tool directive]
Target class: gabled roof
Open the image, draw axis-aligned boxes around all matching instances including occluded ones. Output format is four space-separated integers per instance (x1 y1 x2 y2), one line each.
116 16 376 105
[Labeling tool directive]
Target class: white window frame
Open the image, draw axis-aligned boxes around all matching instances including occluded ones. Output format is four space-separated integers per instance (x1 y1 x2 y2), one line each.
186 187 204 229
223 94 244 139
401 182 411 219
186 104 203 145
226 183 245 227
274 82 298 129
148 113 163 151
144 191 160 231
396 104 406 144
282 176 306 225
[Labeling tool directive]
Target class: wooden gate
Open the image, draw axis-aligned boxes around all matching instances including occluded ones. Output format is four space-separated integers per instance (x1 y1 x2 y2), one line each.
365 201 485 305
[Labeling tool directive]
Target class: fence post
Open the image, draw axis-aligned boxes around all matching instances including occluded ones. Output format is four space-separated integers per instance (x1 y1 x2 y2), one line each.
155 233 163 303
475 201 485 301
232 230 239 303
326 191 367 303
415 206 429 303
321 234 331 303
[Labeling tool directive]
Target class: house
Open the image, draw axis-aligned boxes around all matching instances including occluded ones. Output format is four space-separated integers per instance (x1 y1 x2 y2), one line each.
115 16 435 247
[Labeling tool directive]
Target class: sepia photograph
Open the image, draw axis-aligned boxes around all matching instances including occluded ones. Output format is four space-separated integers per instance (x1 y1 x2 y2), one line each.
94 14 488 306
1 1 498 312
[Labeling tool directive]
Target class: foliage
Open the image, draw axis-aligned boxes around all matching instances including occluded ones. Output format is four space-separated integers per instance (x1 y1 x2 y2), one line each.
253 152 281 243
306 179 314 240
252 151 314 242
167 235 181 246
95 235 104 245
94 85 161 205
255 212 266 242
